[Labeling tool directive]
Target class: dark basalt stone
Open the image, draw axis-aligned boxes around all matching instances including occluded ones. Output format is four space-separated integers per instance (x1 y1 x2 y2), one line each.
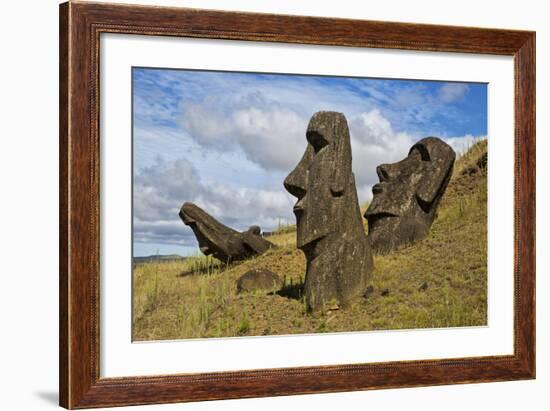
284 111 373 312
236 269 283 293
365 137 456 254
179 202 274 262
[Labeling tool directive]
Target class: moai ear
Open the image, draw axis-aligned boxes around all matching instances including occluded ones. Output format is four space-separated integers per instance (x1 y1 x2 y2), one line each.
415 139 456 207
416 159 450 205
328 116 352 196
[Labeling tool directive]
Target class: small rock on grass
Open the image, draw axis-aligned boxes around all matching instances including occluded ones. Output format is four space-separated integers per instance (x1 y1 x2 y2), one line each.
236 269 283 293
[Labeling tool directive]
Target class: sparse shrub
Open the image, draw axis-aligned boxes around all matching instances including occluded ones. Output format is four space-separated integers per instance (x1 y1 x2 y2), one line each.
237 309 250 335
141 263 160 315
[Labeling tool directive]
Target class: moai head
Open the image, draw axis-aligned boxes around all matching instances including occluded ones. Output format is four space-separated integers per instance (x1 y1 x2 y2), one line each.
365 137 456 253
283 111 354 252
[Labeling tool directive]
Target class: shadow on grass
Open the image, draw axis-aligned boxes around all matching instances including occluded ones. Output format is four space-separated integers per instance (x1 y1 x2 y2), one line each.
176 261 236 278
275 278 304 300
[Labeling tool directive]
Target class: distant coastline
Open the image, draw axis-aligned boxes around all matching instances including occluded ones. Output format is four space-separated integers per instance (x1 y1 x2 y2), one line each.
133 254 187 264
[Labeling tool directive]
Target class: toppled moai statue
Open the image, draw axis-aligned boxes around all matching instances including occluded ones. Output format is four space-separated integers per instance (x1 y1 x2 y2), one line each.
284 111 373 312
179 202 274 262
364 137 456 254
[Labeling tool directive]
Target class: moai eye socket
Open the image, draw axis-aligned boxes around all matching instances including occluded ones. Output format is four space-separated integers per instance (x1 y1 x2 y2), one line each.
410 144 431 161
306 131 329 153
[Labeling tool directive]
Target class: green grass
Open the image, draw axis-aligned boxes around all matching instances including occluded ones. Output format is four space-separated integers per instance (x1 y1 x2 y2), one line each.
132 141 488 341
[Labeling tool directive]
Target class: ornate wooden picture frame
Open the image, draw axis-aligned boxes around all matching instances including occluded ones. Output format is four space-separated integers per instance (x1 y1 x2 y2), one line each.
59 1 535 408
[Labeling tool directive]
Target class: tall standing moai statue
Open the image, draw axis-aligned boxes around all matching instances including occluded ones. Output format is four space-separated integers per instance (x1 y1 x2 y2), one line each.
284 111 373 312
365 137 456 254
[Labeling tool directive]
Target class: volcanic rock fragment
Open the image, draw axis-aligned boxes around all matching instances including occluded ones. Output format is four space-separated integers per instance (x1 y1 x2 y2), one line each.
236 269 283 293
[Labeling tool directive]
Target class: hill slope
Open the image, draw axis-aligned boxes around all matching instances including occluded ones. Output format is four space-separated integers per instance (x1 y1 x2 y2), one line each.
133 141 487 341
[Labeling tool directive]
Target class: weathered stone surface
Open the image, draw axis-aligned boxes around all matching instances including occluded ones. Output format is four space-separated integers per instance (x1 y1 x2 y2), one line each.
365 137 456 254
179 202 274 262
236 269 282 293
284 111 373 312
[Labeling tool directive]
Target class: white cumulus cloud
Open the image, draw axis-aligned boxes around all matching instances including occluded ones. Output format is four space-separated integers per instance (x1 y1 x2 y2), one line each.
438 83 470 103
133 156 295 247
180 93 307 172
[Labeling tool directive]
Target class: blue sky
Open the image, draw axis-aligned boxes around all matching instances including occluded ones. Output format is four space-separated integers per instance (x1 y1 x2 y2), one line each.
132 67 487 257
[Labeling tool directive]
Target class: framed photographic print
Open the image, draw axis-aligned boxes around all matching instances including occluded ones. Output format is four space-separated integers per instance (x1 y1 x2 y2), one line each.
59 1 535 408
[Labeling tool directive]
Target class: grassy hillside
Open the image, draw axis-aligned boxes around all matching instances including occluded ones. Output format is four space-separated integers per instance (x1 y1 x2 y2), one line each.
132 141 487 341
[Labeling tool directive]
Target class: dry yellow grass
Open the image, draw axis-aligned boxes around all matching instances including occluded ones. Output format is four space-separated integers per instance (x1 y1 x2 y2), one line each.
133 141 487 341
